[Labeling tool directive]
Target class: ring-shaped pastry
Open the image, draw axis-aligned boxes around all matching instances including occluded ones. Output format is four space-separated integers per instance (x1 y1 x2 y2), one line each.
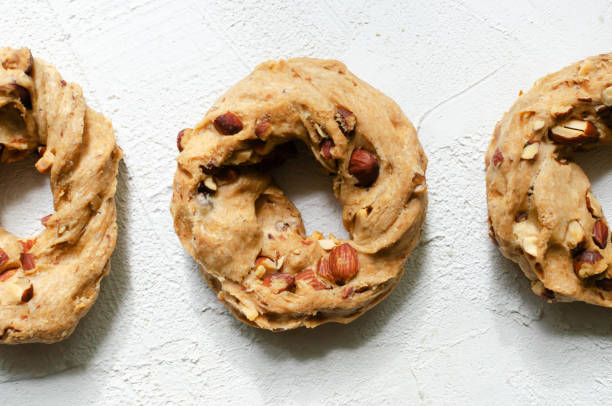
0 48 122 343
172 58 427 330
487 53 612 307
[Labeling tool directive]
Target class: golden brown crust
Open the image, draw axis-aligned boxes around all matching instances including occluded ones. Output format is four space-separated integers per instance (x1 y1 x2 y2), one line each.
0 47 122 343
486 52 612 307
171 58 427 330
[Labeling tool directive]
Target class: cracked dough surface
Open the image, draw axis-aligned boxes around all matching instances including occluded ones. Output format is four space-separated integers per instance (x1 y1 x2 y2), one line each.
172 58 427 330
486 53 612 307
0 47 122 343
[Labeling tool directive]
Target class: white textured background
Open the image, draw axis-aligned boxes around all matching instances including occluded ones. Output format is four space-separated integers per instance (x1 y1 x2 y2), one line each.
1 1 612 404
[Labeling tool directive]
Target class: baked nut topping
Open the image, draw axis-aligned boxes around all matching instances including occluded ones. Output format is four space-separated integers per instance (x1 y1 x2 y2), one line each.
172 58 427 330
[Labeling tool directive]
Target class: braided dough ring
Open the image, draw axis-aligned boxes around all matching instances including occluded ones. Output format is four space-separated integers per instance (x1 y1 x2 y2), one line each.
172 58 427 330
487 53 612 307
0 48 122 343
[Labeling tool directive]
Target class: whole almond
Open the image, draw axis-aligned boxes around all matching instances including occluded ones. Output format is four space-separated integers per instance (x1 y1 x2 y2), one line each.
213 112 243 135
593 220 609 249
328 243 359 284
255 117 271 139
349 148 379 187
320 139 333 160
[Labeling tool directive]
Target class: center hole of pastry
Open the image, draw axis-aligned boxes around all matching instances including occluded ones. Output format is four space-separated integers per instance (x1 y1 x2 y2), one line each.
0 153 53 237
271 141 349 239
573 146 612 217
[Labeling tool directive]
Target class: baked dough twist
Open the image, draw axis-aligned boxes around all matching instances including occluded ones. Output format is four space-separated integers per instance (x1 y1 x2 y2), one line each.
0 48 122 343
172 58 427 330
487 53 612 307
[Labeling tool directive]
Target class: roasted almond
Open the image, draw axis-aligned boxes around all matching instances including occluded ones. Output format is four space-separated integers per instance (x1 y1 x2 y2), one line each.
177 129 188 151
255 117 271 139
593 220 609 249
20 253 35 271
491 148 503 167
335 107 356 135
0 269 16 282
349 148 379 187
573 250 605 278
263 273 295 293
521 142 539 160
41 214 52 226
320 138 333 160
295 269 329 290
341 286 354 299
550 104 573 117
19 239 35 253
328 243 359 284
21 283 33 302
213 112 243 135
586 191 603 218
565 220 585 249
197 180 215 195
412 173 426 195
316 257 333 282
255 256 277 271
549 120 599 144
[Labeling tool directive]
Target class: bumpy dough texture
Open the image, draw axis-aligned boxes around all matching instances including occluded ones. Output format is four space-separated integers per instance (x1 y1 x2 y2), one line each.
0 48 122 343
172 58 427 330
487 53 612 307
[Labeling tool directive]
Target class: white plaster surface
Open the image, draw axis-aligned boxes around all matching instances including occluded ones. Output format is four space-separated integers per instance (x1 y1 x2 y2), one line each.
1 0 612 404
